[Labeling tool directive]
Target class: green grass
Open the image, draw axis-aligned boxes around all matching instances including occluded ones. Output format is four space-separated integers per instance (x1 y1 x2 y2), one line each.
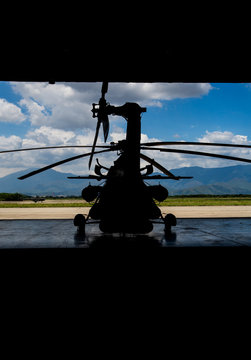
158 196 251 206
0 202 93 208
0 195 251 207
0 193 27 201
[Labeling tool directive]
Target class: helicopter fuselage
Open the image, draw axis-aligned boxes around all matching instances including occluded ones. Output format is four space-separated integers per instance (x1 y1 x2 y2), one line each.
88 102 162 233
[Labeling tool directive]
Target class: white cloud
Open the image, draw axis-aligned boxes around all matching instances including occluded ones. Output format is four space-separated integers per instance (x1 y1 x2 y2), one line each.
171 130 251 168
140 130 251 170
19 98 49 125
198 130 249 144
0 126 108 176
0 98 26 123
12 82 76 106
25 126 77 145
11 82 96 130
196 130 251 163
9 82 214 131
1 129 251 178
6 83 248 177
104 83 213 106
109 126 126 143
1 81 214 175
0 135 23 149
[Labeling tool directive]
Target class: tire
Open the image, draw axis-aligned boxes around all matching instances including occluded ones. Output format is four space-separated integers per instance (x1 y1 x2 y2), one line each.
164 213 176 231
73 214 86 228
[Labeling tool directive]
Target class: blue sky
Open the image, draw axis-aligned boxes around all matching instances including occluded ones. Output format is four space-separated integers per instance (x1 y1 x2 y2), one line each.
0 82 251 177
141 83 251 140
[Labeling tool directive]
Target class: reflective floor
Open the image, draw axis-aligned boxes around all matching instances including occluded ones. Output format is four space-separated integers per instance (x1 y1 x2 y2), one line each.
0 218 250 248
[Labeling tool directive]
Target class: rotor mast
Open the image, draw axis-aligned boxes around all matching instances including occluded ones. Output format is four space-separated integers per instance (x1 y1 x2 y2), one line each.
106 102 146 177
123 103 146 177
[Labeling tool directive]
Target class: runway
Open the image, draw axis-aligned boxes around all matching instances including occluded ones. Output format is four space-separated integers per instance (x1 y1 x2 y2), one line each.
0 206 251 219
0 218 250 248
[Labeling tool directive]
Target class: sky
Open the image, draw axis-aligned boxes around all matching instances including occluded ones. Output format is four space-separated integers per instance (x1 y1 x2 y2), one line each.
0 81 251 178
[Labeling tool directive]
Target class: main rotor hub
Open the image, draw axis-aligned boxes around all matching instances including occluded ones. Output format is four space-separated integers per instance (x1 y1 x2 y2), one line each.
92 102 146 120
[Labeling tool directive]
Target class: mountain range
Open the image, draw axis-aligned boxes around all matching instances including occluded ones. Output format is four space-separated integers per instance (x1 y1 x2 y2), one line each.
1 165 251 196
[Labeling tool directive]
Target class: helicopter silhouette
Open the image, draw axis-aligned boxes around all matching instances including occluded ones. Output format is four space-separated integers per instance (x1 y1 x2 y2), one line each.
2 82 251 234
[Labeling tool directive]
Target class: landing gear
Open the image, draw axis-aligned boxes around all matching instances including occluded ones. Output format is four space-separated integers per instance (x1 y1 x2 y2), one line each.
73 212 177 237
164 213 177 232
73 214 86 234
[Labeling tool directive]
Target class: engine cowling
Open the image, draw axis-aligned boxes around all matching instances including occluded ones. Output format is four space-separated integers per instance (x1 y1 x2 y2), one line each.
148 185 168 202
82 185 102 202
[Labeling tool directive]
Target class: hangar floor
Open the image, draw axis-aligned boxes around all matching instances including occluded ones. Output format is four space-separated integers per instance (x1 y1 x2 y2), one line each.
0 218 250 248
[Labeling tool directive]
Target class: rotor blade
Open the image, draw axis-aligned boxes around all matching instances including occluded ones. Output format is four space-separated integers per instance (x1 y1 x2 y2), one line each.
88 119 101 169
139 153 178 179
141 141 251 149
141 146 251 164
102 114 110 142
101 81 108 97
18 148 112 180
88 82 109 168
0 145 111 154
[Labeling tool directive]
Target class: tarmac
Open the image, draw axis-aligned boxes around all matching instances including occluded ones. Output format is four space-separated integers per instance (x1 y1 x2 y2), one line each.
0 206 251 220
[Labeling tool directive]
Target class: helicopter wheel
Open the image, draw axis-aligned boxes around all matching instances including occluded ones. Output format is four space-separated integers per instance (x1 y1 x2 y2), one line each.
73 214 86 233
164 213 177 232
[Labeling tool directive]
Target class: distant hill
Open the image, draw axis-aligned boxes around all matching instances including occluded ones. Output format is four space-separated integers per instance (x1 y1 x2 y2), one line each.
0 169 100 196
1 165 251 196
160 165 251 195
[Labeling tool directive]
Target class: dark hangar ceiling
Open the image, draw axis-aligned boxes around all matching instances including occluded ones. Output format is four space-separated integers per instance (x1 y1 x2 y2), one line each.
0 16 249 83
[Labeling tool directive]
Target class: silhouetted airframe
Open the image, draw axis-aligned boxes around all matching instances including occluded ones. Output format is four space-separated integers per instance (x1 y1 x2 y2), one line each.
2 82 251 234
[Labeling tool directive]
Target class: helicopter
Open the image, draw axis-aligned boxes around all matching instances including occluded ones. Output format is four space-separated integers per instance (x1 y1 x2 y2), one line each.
2 81 251 235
